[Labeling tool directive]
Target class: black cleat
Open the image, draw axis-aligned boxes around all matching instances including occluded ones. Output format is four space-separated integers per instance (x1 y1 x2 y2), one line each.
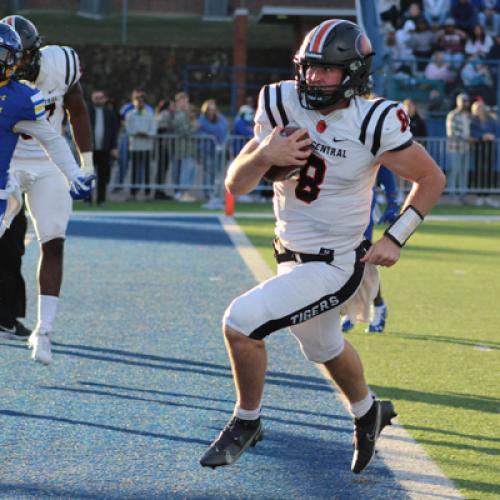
200 416 263 469
351 400 397 474
0 320 31 340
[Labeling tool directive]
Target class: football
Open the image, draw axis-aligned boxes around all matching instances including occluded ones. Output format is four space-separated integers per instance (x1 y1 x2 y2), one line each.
263 127 311 182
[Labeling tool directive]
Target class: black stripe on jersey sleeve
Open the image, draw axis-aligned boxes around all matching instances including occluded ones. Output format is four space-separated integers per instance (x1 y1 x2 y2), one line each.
62 47 70 85
264 85 277 128
275 83 289 127
359 98 385 145
68 48 78 89
371 103 398 156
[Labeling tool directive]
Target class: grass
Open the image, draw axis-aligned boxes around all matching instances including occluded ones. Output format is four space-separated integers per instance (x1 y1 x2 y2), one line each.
17 13 294 49
73 199 500 216
234 216 500 500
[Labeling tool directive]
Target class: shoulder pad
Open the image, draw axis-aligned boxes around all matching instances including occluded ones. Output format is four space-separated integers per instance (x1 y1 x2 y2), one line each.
39 45 81 92
258 80 295 128
358 98 400 156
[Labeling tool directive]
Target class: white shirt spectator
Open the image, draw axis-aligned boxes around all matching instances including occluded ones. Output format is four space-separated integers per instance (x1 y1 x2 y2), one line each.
465 35 494 58
395 20 416 61
425 52 454 81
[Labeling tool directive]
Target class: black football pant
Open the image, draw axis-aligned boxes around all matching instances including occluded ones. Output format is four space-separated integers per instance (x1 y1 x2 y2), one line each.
0 208 27 326
93 150 111 203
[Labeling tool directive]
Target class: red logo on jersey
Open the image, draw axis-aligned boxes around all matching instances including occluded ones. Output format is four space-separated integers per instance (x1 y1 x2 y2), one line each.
316 120 327 133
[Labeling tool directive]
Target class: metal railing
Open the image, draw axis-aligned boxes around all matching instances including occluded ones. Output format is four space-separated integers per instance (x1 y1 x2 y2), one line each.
108 133 500 199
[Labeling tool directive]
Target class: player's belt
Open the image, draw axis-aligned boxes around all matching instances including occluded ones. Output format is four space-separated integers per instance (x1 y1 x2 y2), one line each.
273 239 371 265
273 238 335 264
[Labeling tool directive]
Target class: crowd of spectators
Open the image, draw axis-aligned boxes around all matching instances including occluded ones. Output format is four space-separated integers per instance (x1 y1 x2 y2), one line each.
381 0 500 109
380 0 500 204
96 89 257 207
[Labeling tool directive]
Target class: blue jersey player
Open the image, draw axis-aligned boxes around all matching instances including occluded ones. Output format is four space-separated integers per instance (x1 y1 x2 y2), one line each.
0 24 92 240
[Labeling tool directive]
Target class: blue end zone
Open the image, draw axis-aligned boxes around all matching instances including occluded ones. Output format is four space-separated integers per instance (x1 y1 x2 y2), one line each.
0 214 403 498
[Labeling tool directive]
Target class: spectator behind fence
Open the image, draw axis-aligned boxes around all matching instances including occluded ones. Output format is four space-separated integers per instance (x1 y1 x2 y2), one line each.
125 92 157 199
231 104 270 202
403 98 428 137
383 27 401 63
424 0 451 27
155 99 175 200
171 92 197 201
408 17 438 69
437 18 467 67
451 0 478 35
478 7 500 37
115 89 154 190
88 90 119 206
446 92 472 203
198 99 229 210
232 104 254 154
425 50 456 89
470 100 499 206
395 19 417 66
465 23 494 58
461 55 495 104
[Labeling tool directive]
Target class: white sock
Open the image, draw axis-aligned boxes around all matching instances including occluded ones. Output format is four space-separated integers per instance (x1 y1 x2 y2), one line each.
234 404 261 420
350 393 374 419
37 295 59 333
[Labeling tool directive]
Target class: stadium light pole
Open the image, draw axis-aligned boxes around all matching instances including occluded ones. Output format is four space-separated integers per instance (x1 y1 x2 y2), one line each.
122 0 128 44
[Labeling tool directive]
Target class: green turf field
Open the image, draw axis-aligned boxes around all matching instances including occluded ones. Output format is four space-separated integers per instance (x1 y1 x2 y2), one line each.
235 216 500 500
74 199 500 217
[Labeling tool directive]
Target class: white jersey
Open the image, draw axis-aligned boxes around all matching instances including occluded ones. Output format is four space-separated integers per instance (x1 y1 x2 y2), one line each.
254 80 413 255
13 45 81 160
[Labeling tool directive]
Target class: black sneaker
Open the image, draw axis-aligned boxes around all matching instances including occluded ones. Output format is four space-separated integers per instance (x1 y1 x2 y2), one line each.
351 400 397 474
0 320 31 340
200 416 263 469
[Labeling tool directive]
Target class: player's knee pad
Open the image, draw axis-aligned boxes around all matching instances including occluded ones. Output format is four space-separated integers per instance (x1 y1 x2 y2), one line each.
298 337 345 363
289 309 345 363
222 293 267 337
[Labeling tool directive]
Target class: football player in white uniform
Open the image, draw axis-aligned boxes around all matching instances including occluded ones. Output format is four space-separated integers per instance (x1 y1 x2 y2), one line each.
1 15 95 365
200 20 445 473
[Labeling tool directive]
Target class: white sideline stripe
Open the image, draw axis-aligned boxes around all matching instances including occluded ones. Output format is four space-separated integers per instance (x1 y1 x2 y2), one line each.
219 215 274 283
219 214 463 500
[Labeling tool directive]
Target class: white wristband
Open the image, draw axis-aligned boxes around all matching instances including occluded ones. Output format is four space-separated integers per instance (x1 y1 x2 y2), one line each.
384 205 424 247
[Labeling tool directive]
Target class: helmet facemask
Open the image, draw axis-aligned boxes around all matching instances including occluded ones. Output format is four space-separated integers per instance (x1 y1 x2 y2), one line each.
0 15 42 81
0 24 23 81
16 42 41 81
294 20 374 110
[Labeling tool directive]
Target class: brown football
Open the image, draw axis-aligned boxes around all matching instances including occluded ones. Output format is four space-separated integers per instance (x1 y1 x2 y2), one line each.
263 127 311 182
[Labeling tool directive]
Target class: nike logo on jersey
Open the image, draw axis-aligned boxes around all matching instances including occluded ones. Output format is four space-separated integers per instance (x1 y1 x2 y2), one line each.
311 141 347 158
332 137 346 142
47 88 56 94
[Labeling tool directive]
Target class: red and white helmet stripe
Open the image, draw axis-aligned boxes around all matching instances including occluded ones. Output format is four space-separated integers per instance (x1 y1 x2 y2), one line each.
304 19 356 58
